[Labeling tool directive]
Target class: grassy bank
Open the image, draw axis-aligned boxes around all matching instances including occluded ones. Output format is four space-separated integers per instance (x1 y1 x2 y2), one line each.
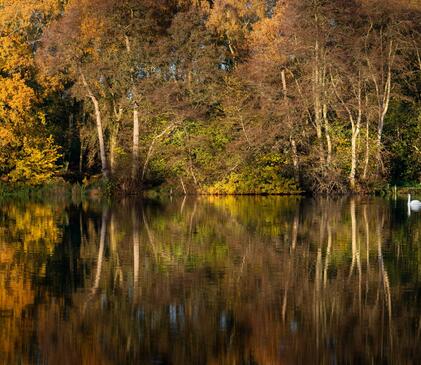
2 178 420 202
0 181 72 201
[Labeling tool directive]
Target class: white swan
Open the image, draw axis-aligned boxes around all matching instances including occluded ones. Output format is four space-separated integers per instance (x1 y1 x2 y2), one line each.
408 194 421 212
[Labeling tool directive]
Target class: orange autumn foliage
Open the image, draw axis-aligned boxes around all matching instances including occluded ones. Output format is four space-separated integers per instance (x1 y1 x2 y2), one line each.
0 0 62 184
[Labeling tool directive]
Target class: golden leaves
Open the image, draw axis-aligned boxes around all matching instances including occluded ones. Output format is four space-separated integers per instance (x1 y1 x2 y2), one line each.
8 137 62 185
0 0 62 184
0 35 33 74
0 74 37 119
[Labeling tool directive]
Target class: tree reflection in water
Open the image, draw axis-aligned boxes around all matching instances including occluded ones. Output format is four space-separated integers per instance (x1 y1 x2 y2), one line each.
0 196 421 364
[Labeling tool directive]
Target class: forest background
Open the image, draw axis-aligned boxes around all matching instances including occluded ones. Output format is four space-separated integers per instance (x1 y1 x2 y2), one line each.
1 0 421 195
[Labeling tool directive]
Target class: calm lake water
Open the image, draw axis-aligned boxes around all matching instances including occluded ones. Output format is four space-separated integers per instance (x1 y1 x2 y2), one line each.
1 196 421 364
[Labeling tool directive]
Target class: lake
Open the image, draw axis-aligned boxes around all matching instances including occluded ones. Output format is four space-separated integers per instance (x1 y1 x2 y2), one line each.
0 196 420 364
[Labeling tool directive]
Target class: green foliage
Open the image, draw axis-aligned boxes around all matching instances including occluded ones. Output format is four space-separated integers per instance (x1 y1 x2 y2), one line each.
204 154 301 195
386 103 421 185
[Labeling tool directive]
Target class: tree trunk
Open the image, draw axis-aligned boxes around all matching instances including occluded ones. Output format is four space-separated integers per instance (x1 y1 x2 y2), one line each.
331 72 362 190
110 131 117 175
141 124 175 180
80 71 109 178
323 104 332 166
290 138 299 181
314 85 325 166
349 85 362 191
110 105 123 175
313 40 325 168
365 36 394 173
363 115 370 180
350 125 360 190
132 106 140 180
281 69 299 179
125 35 140 182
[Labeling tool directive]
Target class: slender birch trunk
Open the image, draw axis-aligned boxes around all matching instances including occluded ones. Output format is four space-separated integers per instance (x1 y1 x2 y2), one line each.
323 103 332 166
331 73 362 190
132 106 140 180
363 96 370 180
110 106 123 175
281 69 299 179
141 124 175 180
350 82 362 190
125 35 140 181
350 126 360 190
365 32 395 172
80 70 109 177
313 40 325 168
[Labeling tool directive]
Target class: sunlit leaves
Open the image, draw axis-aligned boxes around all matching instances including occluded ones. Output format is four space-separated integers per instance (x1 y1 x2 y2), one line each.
9 137 62 185
0 0 62 185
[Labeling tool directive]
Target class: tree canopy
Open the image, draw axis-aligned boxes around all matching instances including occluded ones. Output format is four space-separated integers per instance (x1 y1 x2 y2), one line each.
1 0 421 193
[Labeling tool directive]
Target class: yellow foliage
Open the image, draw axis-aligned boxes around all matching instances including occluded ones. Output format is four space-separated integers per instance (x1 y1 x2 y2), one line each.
206 0 266 39
0 126 15 146
8 136 62 185
0 74 36 120
0 1 63 184
0 35 33 73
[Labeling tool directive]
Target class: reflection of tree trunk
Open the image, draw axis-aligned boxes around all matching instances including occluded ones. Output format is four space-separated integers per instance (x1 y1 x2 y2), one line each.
110 211 123 288
142 210 158 263
93 208 108 292
79 140 85 174
376 209 393 347
291 208 299 250
323 222 332 287
363 204 370 297
349 199 361 279
282 261 291 322
314 247 322 348
132 208 140 296
84 207 109 315
283 209 299 322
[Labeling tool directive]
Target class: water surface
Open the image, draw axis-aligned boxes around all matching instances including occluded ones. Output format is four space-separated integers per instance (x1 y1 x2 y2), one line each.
0 196 421 364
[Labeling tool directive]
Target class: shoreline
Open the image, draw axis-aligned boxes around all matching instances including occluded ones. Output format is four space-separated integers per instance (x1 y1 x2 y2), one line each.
1 181 421 201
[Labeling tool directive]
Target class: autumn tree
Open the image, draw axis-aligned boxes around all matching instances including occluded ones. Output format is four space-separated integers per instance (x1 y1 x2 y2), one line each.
0 0 62 184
